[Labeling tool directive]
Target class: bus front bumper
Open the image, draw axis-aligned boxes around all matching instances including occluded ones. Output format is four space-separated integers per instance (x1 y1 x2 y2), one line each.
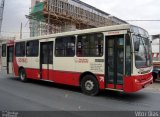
123 73 153 92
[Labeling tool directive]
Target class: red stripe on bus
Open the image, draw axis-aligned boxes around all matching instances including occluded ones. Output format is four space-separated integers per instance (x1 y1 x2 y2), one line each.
19 68 105 89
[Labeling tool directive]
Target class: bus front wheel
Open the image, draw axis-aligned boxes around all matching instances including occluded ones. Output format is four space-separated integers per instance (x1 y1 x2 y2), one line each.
19 68 27 82
81 75 99 96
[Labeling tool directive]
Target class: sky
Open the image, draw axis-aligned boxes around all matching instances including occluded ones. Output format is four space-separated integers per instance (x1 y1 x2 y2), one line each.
1 0 160 39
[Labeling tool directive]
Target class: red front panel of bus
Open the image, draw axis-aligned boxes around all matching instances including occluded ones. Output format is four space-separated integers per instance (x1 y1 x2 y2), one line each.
123 72 153 92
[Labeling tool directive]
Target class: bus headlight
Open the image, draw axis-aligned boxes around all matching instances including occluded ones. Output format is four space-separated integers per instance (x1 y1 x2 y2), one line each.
135 79 140 83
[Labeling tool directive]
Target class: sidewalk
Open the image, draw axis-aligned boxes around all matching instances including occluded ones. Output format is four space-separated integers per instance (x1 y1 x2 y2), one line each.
144 82 160 92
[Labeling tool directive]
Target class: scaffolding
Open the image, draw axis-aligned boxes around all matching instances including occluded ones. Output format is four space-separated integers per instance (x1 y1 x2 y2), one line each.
27 0 127 37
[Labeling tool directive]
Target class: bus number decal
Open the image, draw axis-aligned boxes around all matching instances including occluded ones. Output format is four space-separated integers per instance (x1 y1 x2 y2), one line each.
18 58 28 63
75 59 89 63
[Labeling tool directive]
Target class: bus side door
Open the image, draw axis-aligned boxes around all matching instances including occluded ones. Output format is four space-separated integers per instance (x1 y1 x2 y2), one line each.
7 46 14 74
40 41 53 80
105 35 125 90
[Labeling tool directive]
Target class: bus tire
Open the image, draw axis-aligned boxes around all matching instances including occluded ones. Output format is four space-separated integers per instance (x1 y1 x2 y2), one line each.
81 75 99 96
19 68 27 82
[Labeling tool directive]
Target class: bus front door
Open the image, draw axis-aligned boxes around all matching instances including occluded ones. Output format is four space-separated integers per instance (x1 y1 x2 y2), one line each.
105 35 125 90
40 42 53 81
7 46 14 74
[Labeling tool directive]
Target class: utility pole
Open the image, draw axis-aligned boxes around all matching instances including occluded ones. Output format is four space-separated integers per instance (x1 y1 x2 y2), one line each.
0 0 5 35
20 22 22 39
47 0 51 35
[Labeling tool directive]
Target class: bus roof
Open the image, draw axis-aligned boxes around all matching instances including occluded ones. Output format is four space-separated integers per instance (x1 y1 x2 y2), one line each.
15 24 146 42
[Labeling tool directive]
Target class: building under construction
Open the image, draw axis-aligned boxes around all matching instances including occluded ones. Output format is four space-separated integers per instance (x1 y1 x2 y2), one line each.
28 0 127 37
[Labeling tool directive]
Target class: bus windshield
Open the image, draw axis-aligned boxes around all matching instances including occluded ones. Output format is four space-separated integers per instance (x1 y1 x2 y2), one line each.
133 35 152 68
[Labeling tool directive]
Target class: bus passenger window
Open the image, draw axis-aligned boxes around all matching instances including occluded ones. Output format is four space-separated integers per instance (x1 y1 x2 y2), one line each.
2 44 6 57
15 42 25 57
55 36 75 57
26 40 39 57
77 33 103 57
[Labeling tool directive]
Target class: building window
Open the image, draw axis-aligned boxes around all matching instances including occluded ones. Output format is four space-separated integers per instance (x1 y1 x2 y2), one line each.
26 40 39 57
77 33 104 57
2 44 6 57
55 36 75 57
15 42 25 57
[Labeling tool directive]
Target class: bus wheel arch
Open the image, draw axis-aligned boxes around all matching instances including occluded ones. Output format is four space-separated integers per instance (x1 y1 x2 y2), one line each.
79 72 99 96
19 67 27 82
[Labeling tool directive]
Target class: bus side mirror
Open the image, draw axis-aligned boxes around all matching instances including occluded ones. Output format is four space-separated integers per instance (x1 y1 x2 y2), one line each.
134 41 140 51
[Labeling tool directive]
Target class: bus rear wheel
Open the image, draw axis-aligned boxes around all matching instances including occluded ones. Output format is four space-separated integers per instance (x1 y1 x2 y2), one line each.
81 75 99 96
19 68 27 82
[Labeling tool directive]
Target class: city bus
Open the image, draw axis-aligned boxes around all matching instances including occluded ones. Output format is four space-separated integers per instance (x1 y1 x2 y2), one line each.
1 24 153 95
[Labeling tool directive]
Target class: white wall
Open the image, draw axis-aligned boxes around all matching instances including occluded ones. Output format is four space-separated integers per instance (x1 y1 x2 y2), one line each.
152 39 159 53
31 0 45 7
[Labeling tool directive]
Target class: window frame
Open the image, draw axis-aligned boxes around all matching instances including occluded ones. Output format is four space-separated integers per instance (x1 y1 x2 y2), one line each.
55 36 76 57
76 33 104 57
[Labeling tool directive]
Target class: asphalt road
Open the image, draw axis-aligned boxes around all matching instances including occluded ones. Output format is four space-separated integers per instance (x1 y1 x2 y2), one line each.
0 71 160 111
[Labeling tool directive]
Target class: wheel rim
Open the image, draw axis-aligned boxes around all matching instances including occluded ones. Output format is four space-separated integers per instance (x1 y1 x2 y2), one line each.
85 80 94 91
